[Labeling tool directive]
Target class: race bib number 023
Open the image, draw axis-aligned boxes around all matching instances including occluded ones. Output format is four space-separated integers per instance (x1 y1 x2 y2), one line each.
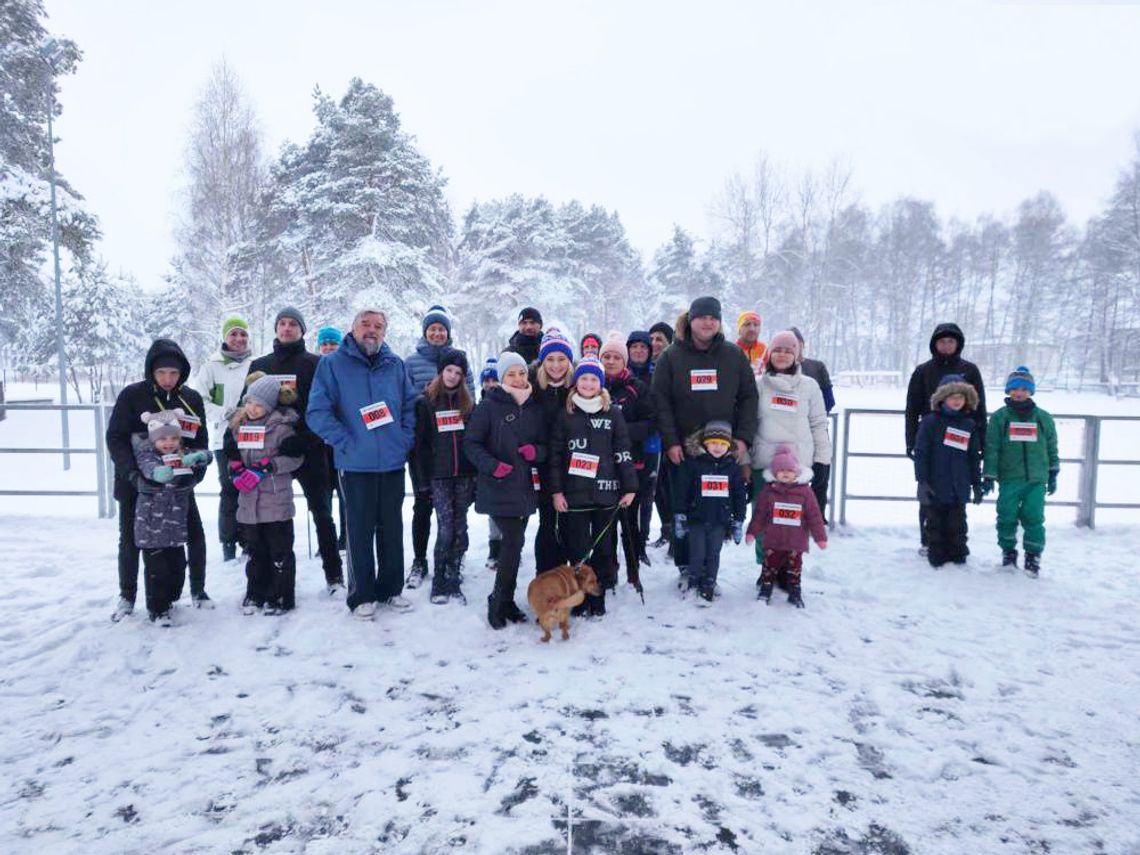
360 401 393 430
690 369 718 392
568 452 600 479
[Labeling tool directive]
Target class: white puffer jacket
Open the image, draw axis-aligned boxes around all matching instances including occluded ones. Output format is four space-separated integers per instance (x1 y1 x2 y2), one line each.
750 367 831 482
192 350 253 450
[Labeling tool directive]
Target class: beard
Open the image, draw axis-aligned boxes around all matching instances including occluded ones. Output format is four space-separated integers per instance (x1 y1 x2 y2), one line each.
358 337 380 356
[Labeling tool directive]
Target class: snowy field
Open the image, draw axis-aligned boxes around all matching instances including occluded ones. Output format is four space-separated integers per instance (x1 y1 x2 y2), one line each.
1 386 1139 853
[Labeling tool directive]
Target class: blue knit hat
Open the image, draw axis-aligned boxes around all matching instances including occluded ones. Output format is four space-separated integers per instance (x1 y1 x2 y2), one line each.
539 328 574 363
1005 365 1036 395
480 356 498 384
422 304 452 337
317 326 342 347
573 356 605 386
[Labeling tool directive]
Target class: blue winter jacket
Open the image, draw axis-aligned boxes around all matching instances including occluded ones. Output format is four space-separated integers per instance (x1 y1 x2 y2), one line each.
307 335 417 473
405 338 476 397
913 406 982 505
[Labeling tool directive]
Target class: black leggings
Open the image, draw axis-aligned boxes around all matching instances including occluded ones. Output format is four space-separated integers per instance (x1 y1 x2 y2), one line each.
491 515 528 601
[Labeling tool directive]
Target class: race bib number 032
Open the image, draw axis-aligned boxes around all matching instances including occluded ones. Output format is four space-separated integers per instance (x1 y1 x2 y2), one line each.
360 401 393 430
772 502 803 526
690 369 718 392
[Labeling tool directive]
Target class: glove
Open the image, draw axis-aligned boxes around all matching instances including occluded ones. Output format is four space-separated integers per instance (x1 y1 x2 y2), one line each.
229 461 263 493
181 450 210 467
517 444 537 462
971 484 984 505
492 461 514 479
1047 470 1058 496
673 513 688 539
916 482 935 505
152 465 175 484
731 520 743 545
981 477 996 496
278 434 307 457
251 456 274 474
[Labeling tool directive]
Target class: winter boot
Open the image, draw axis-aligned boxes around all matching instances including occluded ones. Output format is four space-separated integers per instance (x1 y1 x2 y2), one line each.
1024 552 1041 578
676 565 689 590
222 541 237 562
150 609 173 626
787 586 805 608
697 584 715 605
487 590 507 630
503 600 528 624
111 597 134 622
241 596 260 616
430 563 450 605
637 547 652 567
1002 549 1019 568
651 522 670 549
448 553 467 605
193 591 215 609
406 557 428 589
757 582 773 603
586 592 606 617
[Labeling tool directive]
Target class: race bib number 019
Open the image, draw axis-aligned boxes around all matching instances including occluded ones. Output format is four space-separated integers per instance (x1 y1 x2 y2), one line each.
943 427 971 451
568 452 601 479
772 502 803 526
360 401 393 430
1009 422 1038 442
435 409 464 432
769 393 798 413
162 453 192 477
690 369 718 392
237 425 266 449
178 412 201 439
701 475 729 497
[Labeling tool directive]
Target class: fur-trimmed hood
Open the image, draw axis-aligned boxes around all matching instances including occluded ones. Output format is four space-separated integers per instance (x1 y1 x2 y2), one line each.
930 380 978 412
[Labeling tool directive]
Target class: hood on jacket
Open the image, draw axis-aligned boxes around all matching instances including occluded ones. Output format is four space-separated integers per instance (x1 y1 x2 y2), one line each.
930 379 978 412
674 310 727 354
928 323 965 359
341 333 397 367
761 466 814 485
144 339 191 387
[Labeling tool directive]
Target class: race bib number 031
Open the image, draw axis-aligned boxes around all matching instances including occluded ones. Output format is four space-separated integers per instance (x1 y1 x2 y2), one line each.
178 412 201 439
690 369 718 392
237 425 266 449
568 452 601 479
701 475 729 497
360 401 393 430
435 409 464 432
1009 422 1038 442
943 427 971 451
772 502 803 526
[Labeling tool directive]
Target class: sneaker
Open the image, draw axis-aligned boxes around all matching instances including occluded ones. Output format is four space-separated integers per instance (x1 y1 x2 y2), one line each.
449 587 467 606
193 591 215 609
326 577 346 595
757 582 773 603
353 602 377 620
111 597 134 622
405 559 428 589
1002 549 1019 568
241 597 260 616
382 595 414 613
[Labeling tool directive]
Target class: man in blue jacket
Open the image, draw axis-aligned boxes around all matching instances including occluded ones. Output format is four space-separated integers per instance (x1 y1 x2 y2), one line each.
308 308 418 620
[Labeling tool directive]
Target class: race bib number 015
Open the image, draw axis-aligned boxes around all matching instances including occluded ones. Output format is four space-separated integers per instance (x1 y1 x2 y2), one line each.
237 425 266 449
435 409 464 432
690 369 718 392
943 427 971 451
772 502 803 526
701 475 729 497
360 401 393 430
1009 422 1038 442
568 452 600 479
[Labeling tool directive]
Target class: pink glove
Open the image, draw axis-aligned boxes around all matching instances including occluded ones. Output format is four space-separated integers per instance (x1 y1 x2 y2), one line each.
231 466 263 493
517 444 537 462
492 461 514 479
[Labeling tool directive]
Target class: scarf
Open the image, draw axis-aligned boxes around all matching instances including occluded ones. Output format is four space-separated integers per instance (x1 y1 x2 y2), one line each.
1005 396 1036 417
221 343 251 363
572 393 604 414
505 382 532 406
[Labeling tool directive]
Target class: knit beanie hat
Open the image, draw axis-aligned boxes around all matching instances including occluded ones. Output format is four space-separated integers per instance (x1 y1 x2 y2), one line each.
598 332 628 364
580 332 602 353
495 350 528 381
769 330 800 356
480 356 499 384
439 347 469 376
317 326 342 347
152 353 183 372
539 328 574 363
689 296 722 320
701 420 733 447
518 306 543 326
573 356 605 386
275 306 307 335
422 304 452 337
246 374 282 411
939 373 967 389
626 330 652 354
1005 365 1036 395
770 444 800 474
140 409 182 441
648 321 674 343
737 310 761 331
222 315 249 338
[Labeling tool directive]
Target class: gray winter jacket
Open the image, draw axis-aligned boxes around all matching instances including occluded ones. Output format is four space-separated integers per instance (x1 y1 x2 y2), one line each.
131 435 195 549
235 408 304 525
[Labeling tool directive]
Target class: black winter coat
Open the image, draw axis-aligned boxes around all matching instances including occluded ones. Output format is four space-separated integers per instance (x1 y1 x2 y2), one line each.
506 330 541 365
672 451 748 526
651 331 759 451
548 398 638 508
905 323 987 454
413 392 476 482
913 406 983 505
464 386 549 518
249 338 322 449
605 370 656 467
529 369 572 497
106 339 209 501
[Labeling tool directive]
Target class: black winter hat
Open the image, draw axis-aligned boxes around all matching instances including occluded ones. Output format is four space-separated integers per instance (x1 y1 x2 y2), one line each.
275 306 307 335
626 330 652 351
518 306 543 326
688 296 722 321
438 347 469 376
648 321 674 343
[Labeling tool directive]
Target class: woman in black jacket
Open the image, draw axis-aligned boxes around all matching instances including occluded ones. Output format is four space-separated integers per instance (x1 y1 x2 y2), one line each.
549 357 638 616
529 328 576 573
464 352 549 629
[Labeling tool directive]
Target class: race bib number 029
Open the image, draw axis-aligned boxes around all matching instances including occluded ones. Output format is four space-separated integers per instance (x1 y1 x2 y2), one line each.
568 452 601 479
701 475 729 497
435 409 464 432
943 427 971 451
177 412 201 439
772 502 803 526
690 369 718 392
237 425 266 449
360 401 393 430
1009 422 1038 442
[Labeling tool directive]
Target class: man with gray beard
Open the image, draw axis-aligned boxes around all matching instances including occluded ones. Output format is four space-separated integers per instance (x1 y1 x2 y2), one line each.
307 309 418 620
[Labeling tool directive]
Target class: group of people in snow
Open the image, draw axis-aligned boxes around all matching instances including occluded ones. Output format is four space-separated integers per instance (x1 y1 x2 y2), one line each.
105 296 1057 627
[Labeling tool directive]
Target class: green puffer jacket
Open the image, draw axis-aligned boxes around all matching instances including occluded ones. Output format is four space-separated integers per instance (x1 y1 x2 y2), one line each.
983 401 1059 484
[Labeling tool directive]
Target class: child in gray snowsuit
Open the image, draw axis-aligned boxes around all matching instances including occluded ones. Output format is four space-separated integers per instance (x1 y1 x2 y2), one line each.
132 409 211 623
224 373 305 614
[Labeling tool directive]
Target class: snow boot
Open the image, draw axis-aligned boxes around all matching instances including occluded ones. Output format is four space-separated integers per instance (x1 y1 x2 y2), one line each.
150 609 173 627
1002 549 1019 568
405 557 428 589
111 597 134 622
222 541 237 562
430 563 450 605
193 591 215 609
487 592 507 630
676 565 689 591
1024 552 1041 578
586 592 606 617
327 578 345 596
448 554 467 604
787 586 805 609
757 582 773 603
697 585 715 605
241 596 260 616
503 600 528 624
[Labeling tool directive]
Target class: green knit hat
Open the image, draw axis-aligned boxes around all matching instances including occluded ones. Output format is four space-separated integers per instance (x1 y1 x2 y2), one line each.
222 315 249 337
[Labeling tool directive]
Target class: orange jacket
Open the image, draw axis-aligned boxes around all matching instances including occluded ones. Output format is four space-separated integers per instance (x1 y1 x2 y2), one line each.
738 339 767 375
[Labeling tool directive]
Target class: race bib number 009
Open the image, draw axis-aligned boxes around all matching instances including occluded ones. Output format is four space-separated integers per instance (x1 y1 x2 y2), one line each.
568 452 600 479
690 369 718 392
1009 422 1038 442
435 409 464 432
360 401 393 430
237 425 266 449
772 502 803 526
701 475 729 497
943 427 971 451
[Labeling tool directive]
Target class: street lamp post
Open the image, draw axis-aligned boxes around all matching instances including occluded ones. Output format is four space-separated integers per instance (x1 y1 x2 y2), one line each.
42 39 70 470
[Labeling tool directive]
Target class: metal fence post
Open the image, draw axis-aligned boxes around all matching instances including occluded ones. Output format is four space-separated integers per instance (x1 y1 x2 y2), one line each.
828 412 838 530
1076 416 1100 530
93 395 107 518
839 409 852 527
102 399 117 519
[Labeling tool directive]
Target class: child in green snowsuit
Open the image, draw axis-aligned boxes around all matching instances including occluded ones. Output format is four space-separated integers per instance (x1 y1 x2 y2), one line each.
981 366 1059 577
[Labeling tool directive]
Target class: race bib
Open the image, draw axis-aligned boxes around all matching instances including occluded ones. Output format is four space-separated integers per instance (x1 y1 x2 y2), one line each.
177 412 201 439
531 467 541 492
772 502 803 527
162 453 192 477
271 374 297 392
568 452 600 479
701 475 729 497
690 369 718 392
237 425 266 449
1009 422 1038 443
360 401 393 430
435 409 464 432
769 393 798 413
943 427 971 451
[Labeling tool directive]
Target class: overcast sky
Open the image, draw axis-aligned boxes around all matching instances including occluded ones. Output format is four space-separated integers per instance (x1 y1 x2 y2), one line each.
47 0 1140 290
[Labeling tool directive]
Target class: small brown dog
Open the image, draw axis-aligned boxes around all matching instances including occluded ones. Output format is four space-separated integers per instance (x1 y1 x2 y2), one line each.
526 563 601 642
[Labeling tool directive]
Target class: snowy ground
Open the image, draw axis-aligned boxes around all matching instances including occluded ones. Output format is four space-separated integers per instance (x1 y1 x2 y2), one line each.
1 386 1139 853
